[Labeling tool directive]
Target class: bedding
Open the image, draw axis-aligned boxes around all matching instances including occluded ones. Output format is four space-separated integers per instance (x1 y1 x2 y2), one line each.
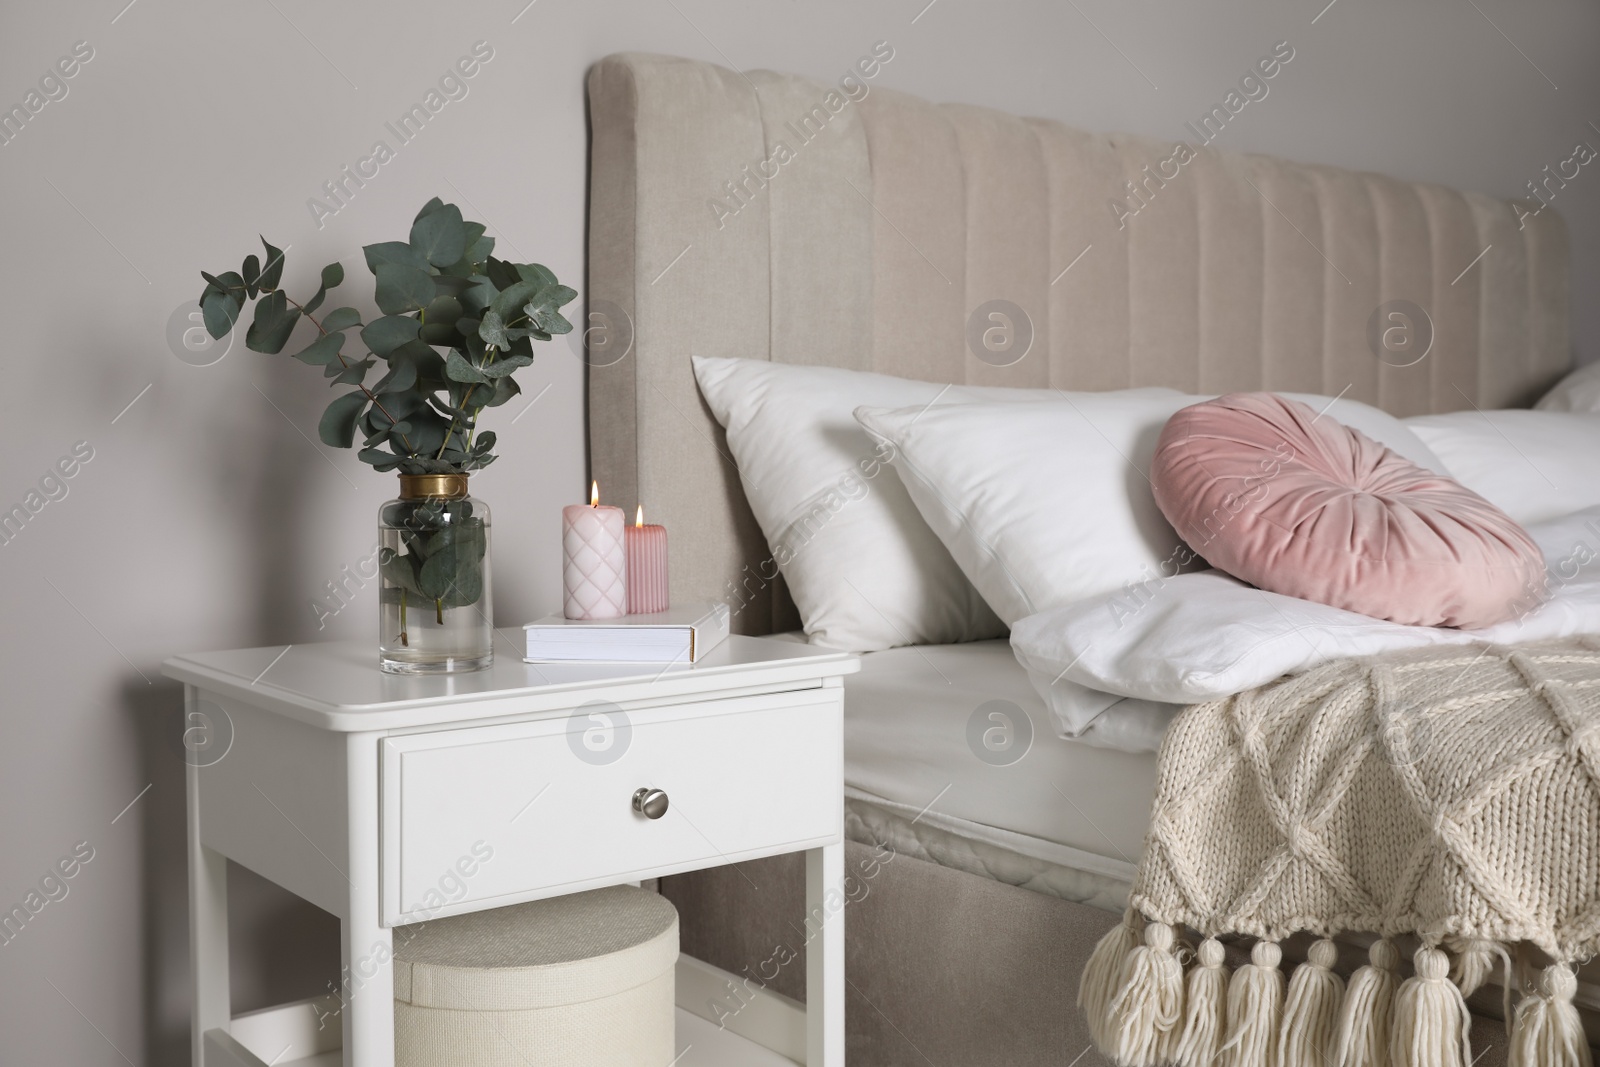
1014 505 1600 707
691 356 1179 651
854 392 1445 627
839 639 1158 892
1081 637 1600 1067
1406 408 1600 524
1537 361 1600 414
1152 392 1543 628
1037 674 1186 742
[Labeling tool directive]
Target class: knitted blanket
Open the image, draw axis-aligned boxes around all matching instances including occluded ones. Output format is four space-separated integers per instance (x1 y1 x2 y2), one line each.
1080 638 1600 1067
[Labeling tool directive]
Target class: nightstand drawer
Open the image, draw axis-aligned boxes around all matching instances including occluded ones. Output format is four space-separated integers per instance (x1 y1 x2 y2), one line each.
381 686 843 924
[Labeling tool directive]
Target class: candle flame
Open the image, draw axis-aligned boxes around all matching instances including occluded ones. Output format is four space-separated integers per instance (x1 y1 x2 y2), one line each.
590 481 599 507
636 504 645 527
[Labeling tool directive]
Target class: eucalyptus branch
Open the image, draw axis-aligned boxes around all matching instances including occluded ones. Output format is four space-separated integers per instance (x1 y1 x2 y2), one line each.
195 198 575 478
278 289 418 456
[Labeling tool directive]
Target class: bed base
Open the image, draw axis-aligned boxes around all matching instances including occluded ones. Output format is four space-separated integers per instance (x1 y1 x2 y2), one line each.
663 845 1528 1066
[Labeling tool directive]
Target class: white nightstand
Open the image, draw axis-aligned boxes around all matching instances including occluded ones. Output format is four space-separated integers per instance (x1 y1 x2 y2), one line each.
163 633 858 1067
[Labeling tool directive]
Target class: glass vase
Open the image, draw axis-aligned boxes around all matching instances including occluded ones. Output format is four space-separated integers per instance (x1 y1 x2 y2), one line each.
377 474 493 674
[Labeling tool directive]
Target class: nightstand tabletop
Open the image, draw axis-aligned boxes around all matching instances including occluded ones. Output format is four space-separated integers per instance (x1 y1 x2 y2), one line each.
163 631 857 732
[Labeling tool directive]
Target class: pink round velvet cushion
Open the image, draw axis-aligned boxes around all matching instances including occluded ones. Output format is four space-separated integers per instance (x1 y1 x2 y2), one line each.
1151 392 1544 628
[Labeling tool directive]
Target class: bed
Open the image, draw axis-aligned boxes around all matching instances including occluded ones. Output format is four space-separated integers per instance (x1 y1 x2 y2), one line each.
582 51 1579 1064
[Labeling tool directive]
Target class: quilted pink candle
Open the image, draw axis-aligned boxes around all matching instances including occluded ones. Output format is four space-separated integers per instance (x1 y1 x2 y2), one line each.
625 505 669 615
562 481 627 620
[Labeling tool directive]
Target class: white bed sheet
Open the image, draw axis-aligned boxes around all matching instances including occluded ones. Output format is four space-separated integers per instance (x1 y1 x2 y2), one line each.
840 639 1157 879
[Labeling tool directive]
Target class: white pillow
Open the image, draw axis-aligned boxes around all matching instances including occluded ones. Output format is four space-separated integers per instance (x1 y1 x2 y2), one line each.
853 391 1445 627
1537 361 1600 413
691 357 1180 651
1011 506 1600 705
1405 409 1600 524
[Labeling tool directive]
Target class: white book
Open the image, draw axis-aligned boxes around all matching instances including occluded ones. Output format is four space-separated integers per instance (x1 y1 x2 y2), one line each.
522 602 731 663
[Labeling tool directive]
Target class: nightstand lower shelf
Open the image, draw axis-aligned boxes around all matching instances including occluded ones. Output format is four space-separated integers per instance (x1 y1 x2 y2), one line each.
208 957 805 1067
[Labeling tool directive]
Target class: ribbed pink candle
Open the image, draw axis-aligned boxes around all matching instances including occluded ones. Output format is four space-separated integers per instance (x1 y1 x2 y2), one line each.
562 482 627 620
625 506 670 615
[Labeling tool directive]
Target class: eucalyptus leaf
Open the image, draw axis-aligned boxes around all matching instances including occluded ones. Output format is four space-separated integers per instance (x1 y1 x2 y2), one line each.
422 294 463 326
485 375 521 407
409 202 467 267
292 331 345 367
443 350 490 384
523 283 578 335
379 546 423 593
201 289 239 338
404 410 449 456
514 263 558 288
245 291 300 353
360 315 421 356
414 196 446 222
303 261 345 315
427 394 474 421
456 226 493 267
485 257 520 290
489 280 538 321
318 390 368 448
321 306 363 332
361 450 403 472
478 310 509 349
419 540 472 602
370 355 418 395
362 240 431 276
392 340 445 382
458 278 498 315
242 255 261 297
259 237 286 289
430 275 480 297
374 263 436 315
442 562 486 608
480 352 533 379
331 357 375 385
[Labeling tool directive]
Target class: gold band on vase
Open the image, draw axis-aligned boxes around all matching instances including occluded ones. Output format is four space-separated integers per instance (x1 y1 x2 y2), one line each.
398 473 469 500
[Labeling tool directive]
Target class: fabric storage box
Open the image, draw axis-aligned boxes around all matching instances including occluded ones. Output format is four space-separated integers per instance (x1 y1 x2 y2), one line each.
394 884 679 1067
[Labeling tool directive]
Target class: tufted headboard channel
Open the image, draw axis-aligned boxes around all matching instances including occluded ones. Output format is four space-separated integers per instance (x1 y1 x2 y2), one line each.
585 51 1571 636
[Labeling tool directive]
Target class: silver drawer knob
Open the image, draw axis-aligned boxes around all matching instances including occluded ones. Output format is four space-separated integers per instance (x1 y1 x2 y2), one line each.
632 787 669 820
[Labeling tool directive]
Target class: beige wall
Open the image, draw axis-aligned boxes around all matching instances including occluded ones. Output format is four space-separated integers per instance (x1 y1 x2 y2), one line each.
0 0 1596 1060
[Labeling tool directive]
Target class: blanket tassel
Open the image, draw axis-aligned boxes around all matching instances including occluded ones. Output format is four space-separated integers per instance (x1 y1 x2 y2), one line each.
1508 963 1592 1067
1391 945 1472 1067
1279 938 1345 1067
1448 937 1498 998
1079 912 1140 1050
1331 938 1400 1067
1106 921 1185 1067
1174 937 1229 1067
1220 940 1284 1067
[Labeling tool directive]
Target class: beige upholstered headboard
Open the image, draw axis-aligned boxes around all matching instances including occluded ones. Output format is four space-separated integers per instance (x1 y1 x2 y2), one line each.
585 51 1571 635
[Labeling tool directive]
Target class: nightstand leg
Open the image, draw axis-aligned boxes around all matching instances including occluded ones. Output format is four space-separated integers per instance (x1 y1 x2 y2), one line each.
805 842 845 1066
187 752 229 1066
343 735 393 1067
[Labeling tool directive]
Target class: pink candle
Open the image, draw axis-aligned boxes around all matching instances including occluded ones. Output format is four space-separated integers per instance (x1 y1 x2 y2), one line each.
625 505 670 615
562 481 627 620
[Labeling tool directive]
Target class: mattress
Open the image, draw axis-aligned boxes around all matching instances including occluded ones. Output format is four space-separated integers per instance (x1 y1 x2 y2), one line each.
840 638 1159 911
